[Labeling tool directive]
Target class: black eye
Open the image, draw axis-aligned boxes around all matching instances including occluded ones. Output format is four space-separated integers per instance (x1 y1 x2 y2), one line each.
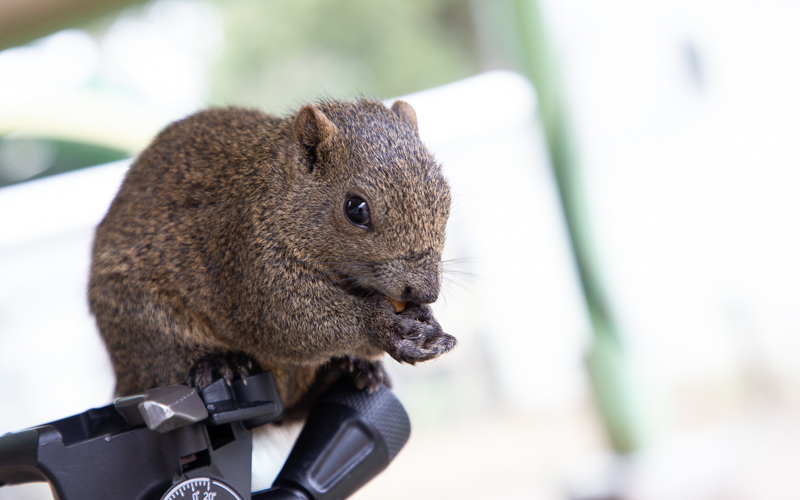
344 196 370 227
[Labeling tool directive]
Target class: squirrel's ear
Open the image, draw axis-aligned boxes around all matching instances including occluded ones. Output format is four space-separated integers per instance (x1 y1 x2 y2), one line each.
391 100 419 137
293 105 336 150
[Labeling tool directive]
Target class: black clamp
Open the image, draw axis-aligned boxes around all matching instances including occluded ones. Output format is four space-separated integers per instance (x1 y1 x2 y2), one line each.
0 371 410 500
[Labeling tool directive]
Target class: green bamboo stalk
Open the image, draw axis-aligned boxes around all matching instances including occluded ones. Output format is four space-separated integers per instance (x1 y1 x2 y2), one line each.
510 0 649 453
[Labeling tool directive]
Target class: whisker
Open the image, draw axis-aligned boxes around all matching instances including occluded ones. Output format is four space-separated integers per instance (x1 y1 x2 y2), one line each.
440 274 479 297
442 269 483 280
300 270 380 280
325 275 382 287
441 257 479 265
282 256 382 265
360 288 380 299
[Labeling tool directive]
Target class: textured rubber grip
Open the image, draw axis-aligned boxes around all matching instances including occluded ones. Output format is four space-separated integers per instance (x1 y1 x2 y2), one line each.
258 379 412 499
319 382 410 461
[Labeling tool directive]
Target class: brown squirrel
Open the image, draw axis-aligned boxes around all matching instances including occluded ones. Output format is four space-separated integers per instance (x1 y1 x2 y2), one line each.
88 99 456 414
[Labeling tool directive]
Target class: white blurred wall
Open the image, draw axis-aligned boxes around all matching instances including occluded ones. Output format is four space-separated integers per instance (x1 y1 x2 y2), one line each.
541 0 800 422
537 1 800 498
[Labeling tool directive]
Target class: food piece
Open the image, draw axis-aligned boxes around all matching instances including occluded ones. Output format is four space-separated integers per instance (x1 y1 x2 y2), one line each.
386 297 406 313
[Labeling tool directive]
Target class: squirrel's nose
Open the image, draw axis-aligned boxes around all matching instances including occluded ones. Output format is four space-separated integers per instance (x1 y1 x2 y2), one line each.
400 276 440 304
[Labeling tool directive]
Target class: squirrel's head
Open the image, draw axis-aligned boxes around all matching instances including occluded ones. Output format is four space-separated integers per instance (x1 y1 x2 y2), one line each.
285 99 451 306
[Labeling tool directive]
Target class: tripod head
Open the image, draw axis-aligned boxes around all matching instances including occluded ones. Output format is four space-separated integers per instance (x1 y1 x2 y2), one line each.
0 372 410 500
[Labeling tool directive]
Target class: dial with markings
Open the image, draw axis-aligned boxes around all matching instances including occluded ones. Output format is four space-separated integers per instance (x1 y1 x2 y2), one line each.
160 477 243 500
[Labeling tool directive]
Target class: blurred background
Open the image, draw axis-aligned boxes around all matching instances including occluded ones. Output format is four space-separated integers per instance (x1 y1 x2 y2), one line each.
2 0 800 499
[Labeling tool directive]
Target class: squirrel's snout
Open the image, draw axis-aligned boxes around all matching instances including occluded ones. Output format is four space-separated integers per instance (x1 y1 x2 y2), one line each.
400 277 440 304
364 256 442 305
396 259 441 304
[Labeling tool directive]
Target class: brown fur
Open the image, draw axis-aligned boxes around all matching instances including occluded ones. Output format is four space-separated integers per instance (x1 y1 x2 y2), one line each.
88 99 455 413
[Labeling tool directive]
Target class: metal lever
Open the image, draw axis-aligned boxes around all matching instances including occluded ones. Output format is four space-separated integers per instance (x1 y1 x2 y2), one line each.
114 385 208 433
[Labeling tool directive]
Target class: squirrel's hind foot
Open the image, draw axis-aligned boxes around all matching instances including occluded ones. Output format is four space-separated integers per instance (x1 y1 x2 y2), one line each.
338 356 390 392
187 351 259 390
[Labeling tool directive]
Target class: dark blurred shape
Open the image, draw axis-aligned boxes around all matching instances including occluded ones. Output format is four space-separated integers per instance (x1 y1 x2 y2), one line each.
684 41 704 89
0 0 145 50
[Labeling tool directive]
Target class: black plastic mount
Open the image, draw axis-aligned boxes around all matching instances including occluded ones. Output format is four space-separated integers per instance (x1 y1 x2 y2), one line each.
0 371 284 500
0 372 411 500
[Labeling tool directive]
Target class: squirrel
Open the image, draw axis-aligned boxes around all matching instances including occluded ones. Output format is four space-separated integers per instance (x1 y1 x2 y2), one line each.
88 99 456 415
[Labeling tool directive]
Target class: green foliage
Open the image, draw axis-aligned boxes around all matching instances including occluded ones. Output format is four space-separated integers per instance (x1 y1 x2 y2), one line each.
208 0 480 113
0 136 128 188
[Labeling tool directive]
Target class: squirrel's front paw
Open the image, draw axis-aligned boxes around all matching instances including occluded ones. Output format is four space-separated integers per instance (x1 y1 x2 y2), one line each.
383 303 456 364
187 351 258 390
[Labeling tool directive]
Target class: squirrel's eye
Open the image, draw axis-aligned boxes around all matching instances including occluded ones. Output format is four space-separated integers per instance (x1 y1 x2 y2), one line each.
344 196 370 227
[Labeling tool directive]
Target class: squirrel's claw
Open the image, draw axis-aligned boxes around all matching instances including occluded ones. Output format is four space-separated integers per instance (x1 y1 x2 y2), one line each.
187 352 258 390
338 357 390 392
